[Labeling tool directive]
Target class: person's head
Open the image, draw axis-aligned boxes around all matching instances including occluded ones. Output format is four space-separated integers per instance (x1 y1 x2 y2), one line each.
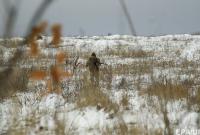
91 52 96 57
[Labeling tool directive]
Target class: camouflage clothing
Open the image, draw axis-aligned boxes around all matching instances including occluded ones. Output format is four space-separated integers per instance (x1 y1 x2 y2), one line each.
86 53 101 86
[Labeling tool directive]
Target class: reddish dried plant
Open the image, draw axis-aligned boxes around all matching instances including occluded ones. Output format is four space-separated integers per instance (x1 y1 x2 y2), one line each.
30 70 47 80
30 41 39 56
50 65 63 94
46 79 53 93
51 24 62 47
50 65 61 84
28 22 48 56
56 51 67 63
28 22 46 43
28 23 72 95
50 65 71 82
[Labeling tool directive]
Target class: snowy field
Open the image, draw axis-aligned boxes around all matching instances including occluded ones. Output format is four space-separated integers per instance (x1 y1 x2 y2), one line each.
0 34 200 135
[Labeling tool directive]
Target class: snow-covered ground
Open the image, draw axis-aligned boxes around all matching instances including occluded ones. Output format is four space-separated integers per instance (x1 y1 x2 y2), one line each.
1 34 200 134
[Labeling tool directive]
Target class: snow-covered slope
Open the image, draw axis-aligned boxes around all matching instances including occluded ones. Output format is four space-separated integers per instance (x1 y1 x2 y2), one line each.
0 34 200 134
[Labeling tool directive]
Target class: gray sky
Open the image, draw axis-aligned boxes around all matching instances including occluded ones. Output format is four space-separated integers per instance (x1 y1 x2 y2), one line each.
1 0 200 37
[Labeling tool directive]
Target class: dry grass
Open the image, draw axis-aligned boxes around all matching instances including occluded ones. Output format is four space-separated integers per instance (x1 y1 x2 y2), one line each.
106 60 153 75
76 73 119 113
0 68 29 99
0 39 24 48
141 77 190 135
120 94 129 107
187 87 200 111
102 117 128 135
103 124 163 135
107 49 154 58
128 126 144 135
193 88 200 104
146 79 188 101
153 60 177 68
180 59 198 69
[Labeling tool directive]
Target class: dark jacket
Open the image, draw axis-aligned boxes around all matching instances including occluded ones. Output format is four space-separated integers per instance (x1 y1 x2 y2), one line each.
86 56 101 72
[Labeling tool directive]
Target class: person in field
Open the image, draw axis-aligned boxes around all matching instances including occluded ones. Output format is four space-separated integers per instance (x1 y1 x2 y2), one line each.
86 52 101 86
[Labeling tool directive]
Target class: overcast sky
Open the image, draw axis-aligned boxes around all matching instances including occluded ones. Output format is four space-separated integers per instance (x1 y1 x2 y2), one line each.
0 0 200 37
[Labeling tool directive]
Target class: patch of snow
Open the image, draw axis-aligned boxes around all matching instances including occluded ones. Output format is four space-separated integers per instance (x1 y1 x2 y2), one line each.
39 115 56 130
180 41 200 61
64 107 119 135
178 112 200 130
39 94 65 111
